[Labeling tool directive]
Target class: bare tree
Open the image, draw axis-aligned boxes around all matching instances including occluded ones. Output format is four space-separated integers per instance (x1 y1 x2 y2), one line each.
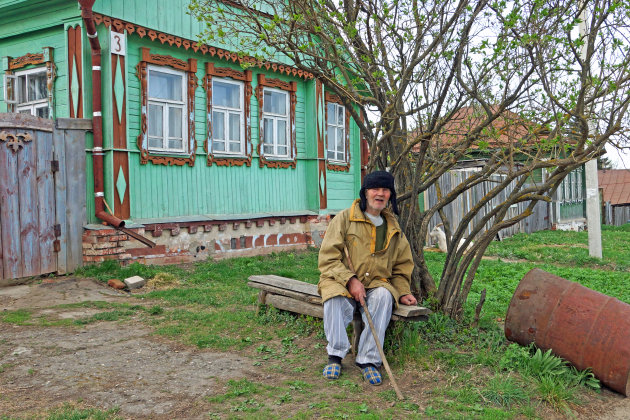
189 0 630 318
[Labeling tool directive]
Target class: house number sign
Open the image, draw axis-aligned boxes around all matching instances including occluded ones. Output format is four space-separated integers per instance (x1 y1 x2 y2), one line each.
110 30 126 56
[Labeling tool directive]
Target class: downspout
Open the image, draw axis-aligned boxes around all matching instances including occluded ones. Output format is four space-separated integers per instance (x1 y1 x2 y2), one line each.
78 0 124 228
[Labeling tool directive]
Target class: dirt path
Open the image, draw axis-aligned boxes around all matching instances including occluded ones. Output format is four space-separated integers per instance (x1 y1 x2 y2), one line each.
1 278 628 419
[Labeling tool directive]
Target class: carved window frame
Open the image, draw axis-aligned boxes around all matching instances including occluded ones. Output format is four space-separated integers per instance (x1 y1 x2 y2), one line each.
3 47 56 119
256 74 297 169
325 92 350 172
136 47 197 167
203 62 252 167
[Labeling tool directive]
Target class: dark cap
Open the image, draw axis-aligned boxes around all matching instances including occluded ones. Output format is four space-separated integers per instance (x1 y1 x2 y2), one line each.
359 171 399 215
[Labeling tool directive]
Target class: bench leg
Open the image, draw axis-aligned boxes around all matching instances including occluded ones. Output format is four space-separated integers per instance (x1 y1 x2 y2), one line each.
351 310 363 355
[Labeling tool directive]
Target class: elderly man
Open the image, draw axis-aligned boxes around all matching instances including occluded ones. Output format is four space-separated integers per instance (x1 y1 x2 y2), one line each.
317 171 417 385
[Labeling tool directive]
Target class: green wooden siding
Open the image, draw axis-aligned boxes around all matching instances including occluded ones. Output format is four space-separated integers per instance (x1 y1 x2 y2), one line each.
1 0 362 224
0 28 67 117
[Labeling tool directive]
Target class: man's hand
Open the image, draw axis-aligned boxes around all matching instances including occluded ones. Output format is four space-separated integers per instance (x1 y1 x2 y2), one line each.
347 276 366 305
399 294 417 306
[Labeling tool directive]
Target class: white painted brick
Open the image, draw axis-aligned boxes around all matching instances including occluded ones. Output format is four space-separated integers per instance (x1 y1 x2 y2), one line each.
124 275 146 289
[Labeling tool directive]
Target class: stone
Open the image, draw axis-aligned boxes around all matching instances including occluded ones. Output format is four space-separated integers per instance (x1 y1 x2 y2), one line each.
123 275 146 289
107 279 126 290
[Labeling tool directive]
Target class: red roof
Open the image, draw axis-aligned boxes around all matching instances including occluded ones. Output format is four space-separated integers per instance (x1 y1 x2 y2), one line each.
411 106 547 153
598 169 630 205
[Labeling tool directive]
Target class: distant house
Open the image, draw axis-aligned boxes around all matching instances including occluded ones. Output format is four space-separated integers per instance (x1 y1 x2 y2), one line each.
599 169 630 226
414 106 587 239
0 0 363 281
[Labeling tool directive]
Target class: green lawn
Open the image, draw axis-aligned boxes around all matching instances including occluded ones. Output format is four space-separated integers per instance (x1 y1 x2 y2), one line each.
3 224 629 419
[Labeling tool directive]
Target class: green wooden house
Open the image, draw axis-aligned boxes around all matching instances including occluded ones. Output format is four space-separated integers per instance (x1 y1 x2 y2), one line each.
0 0 364 272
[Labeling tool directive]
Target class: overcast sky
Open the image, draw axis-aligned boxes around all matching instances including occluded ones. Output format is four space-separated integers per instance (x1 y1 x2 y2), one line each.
605 143 630 169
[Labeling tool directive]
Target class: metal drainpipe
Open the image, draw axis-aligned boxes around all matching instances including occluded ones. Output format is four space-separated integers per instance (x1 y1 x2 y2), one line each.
78 0 124 228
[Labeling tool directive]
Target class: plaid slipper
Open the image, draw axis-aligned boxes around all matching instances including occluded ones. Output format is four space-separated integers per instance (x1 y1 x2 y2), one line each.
361 366 382 386
322 363 341 379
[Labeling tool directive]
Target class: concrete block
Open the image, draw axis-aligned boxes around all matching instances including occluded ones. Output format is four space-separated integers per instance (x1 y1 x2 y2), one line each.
124 275 146 289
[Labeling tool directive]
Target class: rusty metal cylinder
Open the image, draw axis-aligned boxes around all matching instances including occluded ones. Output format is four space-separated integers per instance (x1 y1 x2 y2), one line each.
505 268 630 396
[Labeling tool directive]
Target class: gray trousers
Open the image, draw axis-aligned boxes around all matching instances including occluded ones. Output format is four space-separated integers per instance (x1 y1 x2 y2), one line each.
323 287 393 367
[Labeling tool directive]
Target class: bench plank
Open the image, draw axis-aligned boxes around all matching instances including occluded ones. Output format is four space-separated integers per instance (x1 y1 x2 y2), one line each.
249 275 431 320
248 275 319 296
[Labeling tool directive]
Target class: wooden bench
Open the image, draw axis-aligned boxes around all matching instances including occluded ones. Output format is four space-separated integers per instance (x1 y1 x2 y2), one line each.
248 274 431 352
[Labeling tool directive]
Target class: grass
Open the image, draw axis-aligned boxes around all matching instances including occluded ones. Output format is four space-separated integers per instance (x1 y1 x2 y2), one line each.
3 225 629 419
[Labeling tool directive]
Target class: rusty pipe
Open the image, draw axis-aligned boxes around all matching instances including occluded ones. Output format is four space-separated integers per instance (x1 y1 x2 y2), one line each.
78 0 124 228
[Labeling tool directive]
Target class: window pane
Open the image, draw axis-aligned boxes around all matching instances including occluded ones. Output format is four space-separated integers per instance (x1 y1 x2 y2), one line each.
263 90 286 115
327 103 335 125
18 108 31 114
327 150 334 160
35 106 49 118
148 104 163 137
277 120 287 145
168 139 183 150
229 141 240 153
149 137 162 148
337 105 344 125
168 107 182 138
28 72 47 101
18 76 27 104
337 128 344 152
327 126 335 151
213 80 241 108
213 111 225 140
277 145 287 155
263 145 273 154
263 118 274 145
149 69 183 101
228 113 240 142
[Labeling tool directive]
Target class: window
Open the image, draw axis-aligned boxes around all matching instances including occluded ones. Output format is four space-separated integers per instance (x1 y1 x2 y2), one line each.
4 68 50 118
136 47 197 166
212 78 244 154
203 63 252 167
147 65 187 153
255 74 297 169
327 102 345 162
262 88 289 158
324 92 350 171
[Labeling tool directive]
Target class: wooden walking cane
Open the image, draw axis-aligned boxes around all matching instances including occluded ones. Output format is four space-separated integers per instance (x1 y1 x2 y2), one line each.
344 246 404 400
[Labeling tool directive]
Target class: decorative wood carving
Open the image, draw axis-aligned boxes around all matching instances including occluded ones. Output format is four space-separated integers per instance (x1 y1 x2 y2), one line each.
5 48 55 118
92 12 314 80
256 74 298 169
111 48 130 219
8 53 44 70
324 91 351 172
203 62 253 167
316 80 327 209
135 47 197 167
0 131 32 152
67 26 84 118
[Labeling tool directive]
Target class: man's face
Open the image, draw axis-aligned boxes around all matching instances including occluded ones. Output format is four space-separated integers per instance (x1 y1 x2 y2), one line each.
365 187 391 216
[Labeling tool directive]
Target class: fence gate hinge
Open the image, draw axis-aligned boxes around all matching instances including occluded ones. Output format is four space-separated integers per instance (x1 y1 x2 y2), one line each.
51 160 59 172
53 224 61 237
53 240 61 252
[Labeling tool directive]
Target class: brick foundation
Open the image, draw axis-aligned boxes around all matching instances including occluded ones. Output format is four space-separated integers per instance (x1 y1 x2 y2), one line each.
82 214 332 266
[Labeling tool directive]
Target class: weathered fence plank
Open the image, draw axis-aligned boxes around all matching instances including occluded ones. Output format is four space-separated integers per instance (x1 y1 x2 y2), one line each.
0 130 22 279
17 130 40 277
37 130 56 274
64 129 87 272
53 128 68 274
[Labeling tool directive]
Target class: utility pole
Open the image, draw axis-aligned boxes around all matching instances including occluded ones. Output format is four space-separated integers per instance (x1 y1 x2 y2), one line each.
580 5 603 258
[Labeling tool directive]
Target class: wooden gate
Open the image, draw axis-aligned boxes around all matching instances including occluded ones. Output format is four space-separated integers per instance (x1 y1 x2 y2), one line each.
0 113 88 283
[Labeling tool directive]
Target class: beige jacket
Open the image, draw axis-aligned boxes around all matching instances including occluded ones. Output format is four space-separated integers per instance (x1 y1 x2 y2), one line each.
317 199 414 307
